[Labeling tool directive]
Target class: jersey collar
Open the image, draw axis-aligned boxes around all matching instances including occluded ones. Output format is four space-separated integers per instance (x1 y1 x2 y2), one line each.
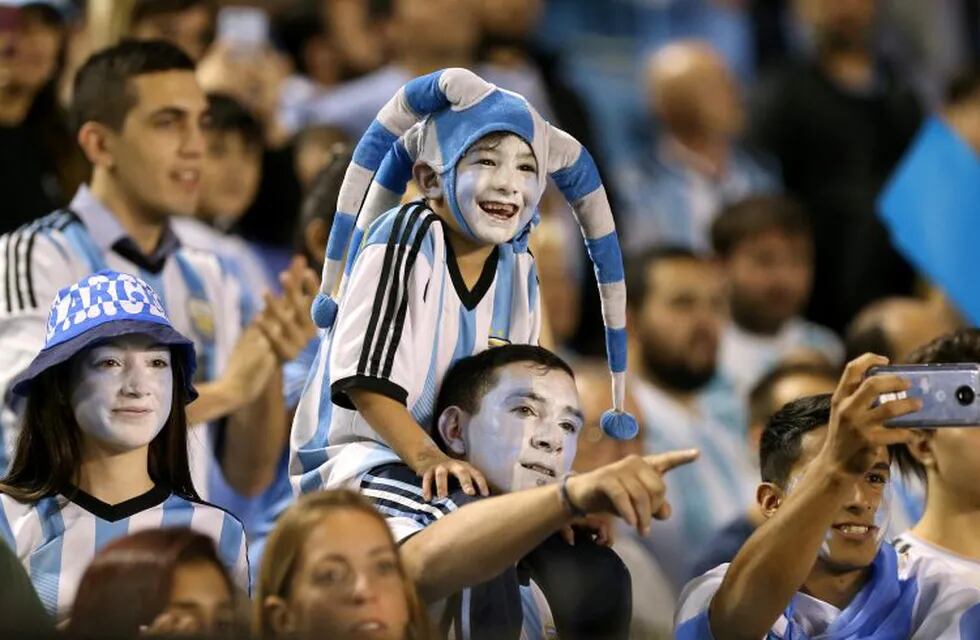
64 483 170 522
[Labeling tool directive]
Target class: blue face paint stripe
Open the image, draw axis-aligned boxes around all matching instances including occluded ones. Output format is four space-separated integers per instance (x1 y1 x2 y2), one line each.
584 231 625 284
551 146 601 203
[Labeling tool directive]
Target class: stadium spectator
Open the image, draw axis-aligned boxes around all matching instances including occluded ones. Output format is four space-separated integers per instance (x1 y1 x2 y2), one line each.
894 329 980 588
614 40 777 256
676 355 980 638
690 361 839 579
0 271 248 621
0 41 303 507
845 296 959 363
68 528 241 639
0 0 86 233
712 195 842 396
625 247 756 590
129 0 214 62
750 0 923 332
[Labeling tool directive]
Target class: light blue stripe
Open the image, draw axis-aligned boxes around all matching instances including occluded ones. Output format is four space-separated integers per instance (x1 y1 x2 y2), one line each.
216 512 244 580
60 224 107 272
160 494 193 528
375 140 414 194
137 268 168 317
675 610 712 639
551 146 602 202
451 306 477 368
344 228 366 276
585 231 625 284
94 516 129 553
605 327 627 373
961 602 980 636
403 70 451 116
352 120 399 170
325 212 357 262
527 262 539 315
173 253 216 382
411 270 447 428
0 502 14 548
31 497 66 616
489 244 515 343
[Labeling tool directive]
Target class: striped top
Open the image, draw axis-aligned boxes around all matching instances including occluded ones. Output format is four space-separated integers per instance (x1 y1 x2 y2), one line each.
0 486 249 621
290 201 541 494
0 187 246 499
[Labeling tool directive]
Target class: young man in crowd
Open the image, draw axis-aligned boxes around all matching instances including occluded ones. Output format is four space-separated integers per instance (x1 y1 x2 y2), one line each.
624 247 757 590
894 329 980 588
614 40 777 256
0 40 307 509
713 195 843 396
676 354 980 639
369 344 698 639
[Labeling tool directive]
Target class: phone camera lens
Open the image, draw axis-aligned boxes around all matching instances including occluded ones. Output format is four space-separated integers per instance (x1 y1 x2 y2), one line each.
955 386 975 406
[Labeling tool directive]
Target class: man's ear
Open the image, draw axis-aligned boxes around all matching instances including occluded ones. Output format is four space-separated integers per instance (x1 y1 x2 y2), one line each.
757 482 784 520
77 121 117 169
904 429 937 470
436 406 467 457
262 596 295 636
412 162 443 201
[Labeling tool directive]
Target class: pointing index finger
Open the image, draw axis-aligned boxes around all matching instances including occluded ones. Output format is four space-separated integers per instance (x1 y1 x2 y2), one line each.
645 449 699 473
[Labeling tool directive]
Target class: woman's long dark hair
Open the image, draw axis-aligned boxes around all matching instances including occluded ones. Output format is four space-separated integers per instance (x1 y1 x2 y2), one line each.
0 346 199 502
67 528 234 640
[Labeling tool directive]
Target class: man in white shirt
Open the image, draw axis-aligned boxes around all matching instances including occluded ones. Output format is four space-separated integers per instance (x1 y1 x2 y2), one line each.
624 247 756 590
713 195 843 397
676 354 980 639
893 329 980 588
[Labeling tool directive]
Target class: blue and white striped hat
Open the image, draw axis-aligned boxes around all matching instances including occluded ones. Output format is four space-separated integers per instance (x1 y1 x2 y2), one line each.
11 270 197 398
312 68 637 440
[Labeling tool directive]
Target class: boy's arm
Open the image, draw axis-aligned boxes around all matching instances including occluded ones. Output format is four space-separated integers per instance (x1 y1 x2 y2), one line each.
349 389 488 500
706 355 919 640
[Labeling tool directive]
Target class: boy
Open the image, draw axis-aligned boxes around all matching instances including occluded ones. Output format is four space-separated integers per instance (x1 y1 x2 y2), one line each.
291 68 636 500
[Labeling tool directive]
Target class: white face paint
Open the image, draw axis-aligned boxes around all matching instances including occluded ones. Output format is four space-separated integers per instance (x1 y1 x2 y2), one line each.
459 362 581 494
68 334 174 453
454 134 540 245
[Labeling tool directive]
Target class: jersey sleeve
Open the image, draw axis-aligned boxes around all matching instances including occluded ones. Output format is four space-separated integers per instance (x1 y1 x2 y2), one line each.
329 223 434 410
673 564 727 639
0 230 79 468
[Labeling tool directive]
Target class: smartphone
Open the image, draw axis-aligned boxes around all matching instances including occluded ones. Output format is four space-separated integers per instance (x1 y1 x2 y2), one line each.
216 6 269 51
868 363 980 427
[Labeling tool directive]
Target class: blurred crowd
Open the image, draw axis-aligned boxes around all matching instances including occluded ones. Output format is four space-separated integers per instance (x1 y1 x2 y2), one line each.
1 0 980 638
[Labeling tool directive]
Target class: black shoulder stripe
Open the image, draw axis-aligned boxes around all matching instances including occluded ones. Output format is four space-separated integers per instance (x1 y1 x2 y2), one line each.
357 203 415 376
23 226 41 309
11 229 25 311
3 233 13 314
381 212 439 379
367 202 425 378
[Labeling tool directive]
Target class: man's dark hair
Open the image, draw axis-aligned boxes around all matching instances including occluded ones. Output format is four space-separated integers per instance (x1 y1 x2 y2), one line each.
625 246 701 312
131 0 212 24
945 67 980 106
760 393 832 486
70 39 195 134
711 195 811 258
749 361 839 428
844 323 893 363
432 345 575 446
206 93 263 150
894 329 980 481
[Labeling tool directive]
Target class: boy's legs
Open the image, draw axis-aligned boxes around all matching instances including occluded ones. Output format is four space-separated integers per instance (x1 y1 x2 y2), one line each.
361 463 524 640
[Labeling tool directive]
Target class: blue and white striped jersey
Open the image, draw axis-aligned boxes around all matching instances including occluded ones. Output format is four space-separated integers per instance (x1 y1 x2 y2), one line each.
613 138 778 256
0 187 246 499
719 317 844 398
631 377 757 591
290 202 541 494
675 544 980 639
0 486 249 621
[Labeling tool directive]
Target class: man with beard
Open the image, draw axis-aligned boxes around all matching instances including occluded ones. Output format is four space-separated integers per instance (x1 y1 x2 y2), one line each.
749 0 922 332
624 247 757 591
713 195 843 397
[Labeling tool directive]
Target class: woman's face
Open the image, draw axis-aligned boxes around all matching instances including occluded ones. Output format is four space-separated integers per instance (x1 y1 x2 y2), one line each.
68 334 174 454
159 558 236 634
283 509 411 640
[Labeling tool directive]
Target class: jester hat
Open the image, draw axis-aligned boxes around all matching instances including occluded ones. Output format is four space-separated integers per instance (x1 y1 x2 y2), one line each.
312 68 638 440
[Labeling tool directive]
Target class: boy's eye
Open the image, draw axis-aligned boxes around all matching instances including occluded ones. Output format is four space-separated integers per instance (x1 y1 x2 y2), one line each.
478 158 495 167
519 163 537 173
559 421 577 434
512 405 535 418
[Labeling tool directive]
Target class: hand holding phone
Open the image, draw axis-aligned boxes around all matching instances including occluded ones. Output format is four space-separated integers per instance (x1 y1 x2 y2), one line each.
868 363 980 427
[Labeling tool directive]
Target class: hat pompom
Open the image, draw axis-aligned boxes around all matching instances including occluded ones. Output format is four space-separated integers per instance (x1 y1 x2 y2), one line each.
311 293 339 329
600 409 639 440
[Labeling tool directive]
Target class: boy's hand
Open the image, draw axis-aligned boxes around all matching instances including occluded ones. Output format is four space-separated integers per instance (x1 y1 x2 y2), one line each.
417 454 490 501
560 513 615 547
818 353 921 477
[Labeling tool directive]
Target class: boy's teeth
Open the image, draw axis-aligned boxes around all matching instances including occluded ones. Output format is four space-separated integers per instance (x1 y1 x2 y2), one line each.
838 525 869 534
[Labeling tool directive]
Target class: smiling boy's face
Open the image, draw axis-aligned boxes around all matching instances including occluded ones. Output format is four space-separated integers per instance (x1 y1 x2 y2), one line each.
452 133 540 245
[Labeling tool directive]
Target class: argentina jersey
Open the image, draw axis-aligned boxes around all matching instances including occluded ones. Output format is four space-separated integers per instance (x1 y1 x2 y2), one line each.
290 201 541 494
0 187 246 498
0 487 249 621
